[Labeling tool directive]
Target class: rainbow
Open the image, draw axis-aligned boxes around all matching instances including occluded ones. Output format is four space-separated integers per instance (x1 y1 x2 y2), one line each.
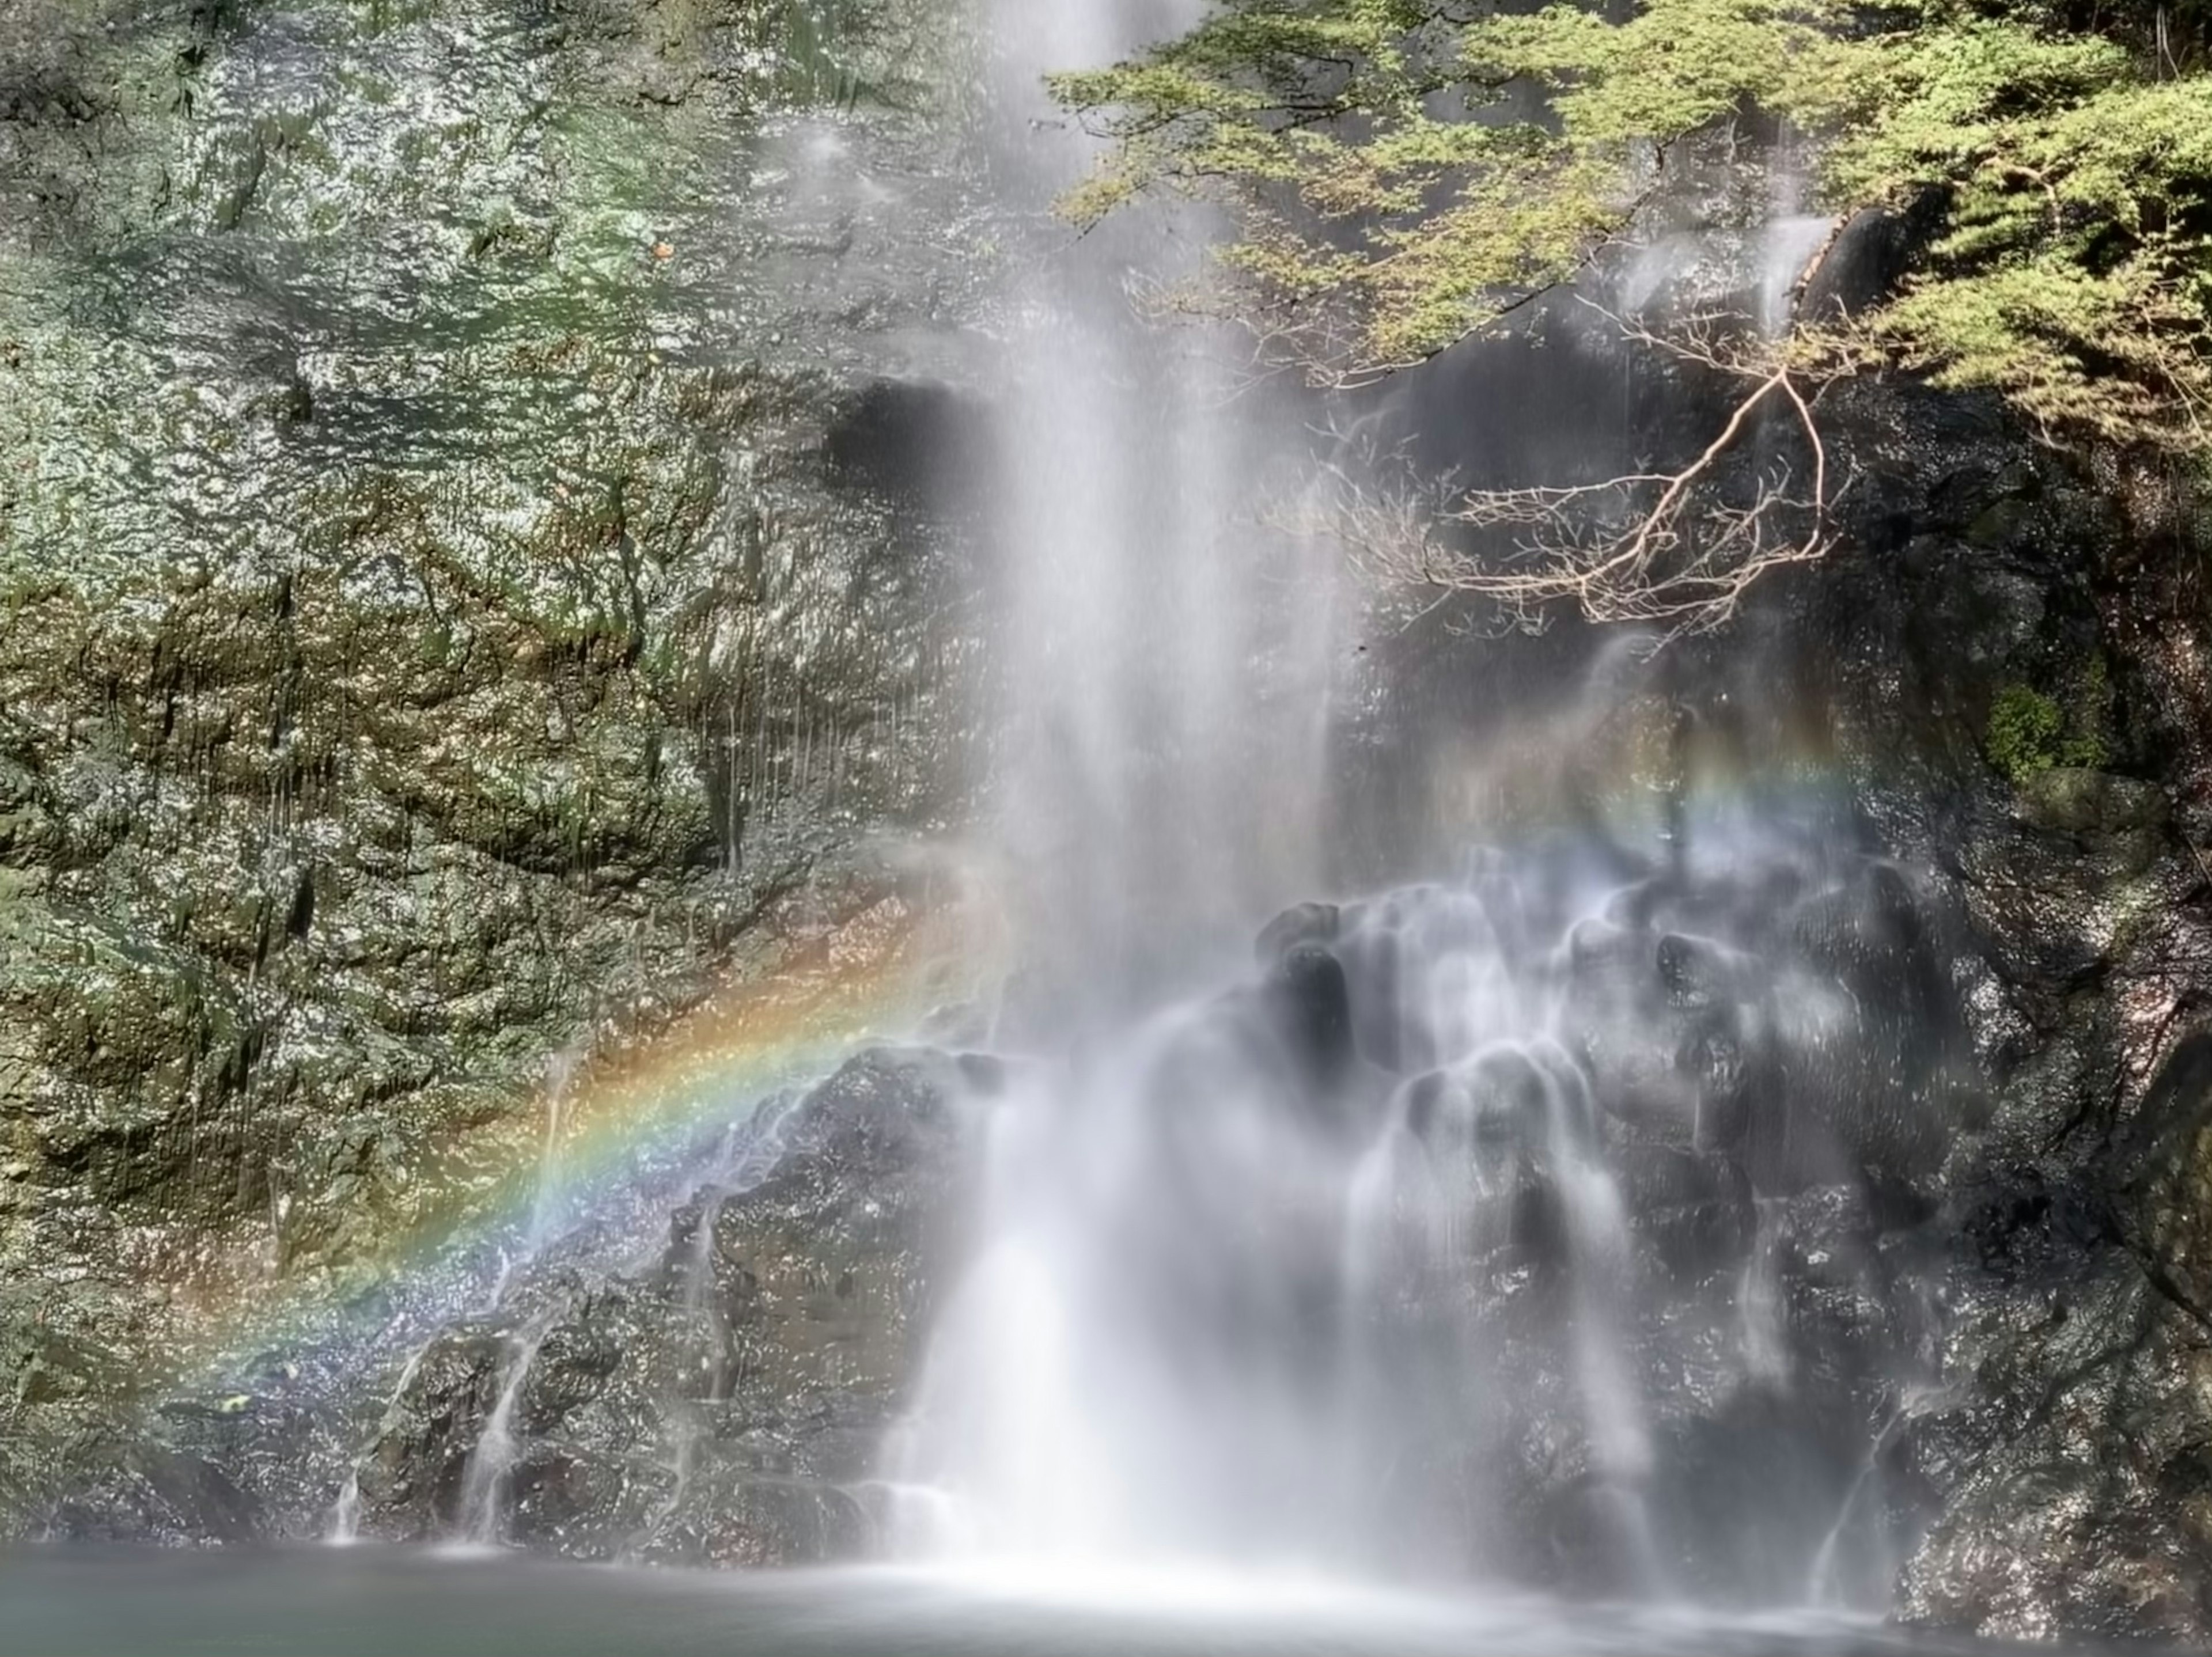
159 740 1861 1389
168 887 991 1387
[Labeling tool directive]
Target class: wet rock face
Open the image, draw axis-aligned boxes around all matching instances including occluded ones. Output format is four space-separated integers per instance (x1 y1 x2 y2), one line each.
1264 364 2212 1634
0 0 981 1527
1741 392 2212 1645
1255 855 1958 1601
1892 1036 2212 1644
1315 847 1971 1199
346 1049 970 1564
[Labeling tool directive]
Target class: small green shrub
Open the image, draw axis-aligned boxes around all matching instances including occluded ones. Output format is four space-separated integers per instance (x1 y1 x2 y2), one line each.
1987 676 2108 784
1987 685 2065 783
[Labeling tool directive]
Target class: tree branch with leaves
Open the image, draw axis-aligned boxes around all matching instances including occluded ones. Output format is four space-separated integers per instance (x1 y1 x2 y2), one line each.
1052 0 2212 630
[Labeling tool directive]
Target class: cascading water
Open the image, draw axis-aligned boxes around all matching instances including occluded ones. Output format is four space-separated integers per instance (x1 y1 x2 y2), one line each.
324 1338 437 1546
880 0 1370 1563
276 0 1952 1614
885 0 1711 1587
896 775 1954 1599
860 7 1971 1572
454 1307 565 1548
971 0 1341 1028
892 877 1673 1575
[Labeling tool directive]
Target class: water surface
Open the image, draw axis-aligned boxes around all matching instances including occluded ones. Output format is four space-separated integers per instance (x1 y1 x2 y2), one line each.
0 1549 2054 1657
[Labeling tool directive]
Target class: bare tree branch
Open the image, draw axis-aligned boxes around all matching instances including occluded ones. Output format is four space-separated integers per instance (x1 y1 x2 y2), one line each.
1278 309 1853 639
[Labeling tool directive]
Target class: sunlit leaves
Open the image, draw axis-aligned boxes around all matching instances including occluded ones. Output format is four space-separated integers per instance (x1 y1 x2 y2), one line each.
1053 0 2212 450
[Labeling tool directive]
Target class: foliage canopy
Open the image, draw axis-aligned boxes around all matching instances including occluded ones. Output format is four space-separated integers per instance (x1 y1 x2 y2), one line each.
1051 0 2212 452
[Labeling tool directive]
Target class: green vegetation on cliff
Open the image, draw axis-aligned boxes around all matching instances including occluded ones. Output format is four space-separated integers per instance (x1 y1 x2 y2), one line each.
1040 0 2210 637
1986 676 2108 782
1054 0 2212 453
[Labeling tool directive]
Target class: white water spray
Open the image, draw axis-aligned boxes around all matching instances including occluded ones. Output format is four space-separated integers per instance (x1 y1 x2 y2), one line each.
456 1309 563 1548
325 1337 438 1546
974 0 1340 1023
879 0 1679 1588
863 0 1945 1613
892 863 1687 1583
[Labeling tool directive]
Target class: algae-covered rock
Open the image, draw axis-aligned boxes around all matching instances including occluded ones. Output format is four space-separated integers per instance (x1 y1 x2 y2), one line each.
0 0 985 1530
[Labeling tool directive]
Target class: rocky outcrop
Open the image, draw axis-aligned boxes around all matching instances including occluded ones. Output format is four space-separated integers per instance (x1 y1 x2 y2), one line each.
33 1044 975 1556
339 1047 976 1564
0 0 983 1530
1331 343 2212 1637
1764 392 2212 1644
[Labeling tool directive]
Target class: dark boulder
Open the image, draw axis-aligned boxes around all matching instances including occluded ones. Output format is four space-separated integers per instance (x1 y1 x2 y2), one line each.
1261 942 1355 1091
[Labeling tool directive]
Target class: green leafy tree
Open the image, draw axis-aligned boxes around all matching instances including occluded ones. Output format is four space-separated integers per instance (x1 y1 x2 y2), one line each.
1050 0 2212 630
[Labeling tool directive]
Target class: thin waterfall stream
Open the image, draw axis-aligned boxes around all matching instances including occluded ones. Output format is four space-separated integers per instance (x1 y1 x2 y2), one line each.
454 1307 566 1549
324 1338 437 1548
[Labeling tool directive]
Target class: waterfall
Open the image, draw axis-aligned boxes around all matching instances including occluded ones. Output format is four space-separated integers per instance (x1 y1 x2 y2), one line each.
290 0 1942 1606
973 0 1340 1027
880 0 1676 1584
620 1122 765 1561
327 1470 362 1548
455 1309 563 1548
1738 1196 1791 1387
891 861 1704 1582
523 1049 582 1264
324 1338 437 1546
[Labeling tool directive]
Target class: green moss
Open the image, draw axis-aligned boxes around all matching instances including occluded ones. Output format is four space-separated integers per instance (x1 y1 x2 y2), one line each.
1986 668 2109 784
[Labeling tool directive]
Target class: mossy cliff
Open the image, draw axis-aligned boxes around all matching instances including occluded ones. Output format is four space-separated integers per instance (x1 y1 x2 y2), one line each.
0 0 984 1522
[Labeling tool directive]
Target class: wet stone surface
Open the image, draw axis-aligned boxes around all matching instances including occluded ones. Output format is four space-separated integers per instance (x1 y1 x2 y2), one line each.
0 0 987 1534
343 1046 974 1564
